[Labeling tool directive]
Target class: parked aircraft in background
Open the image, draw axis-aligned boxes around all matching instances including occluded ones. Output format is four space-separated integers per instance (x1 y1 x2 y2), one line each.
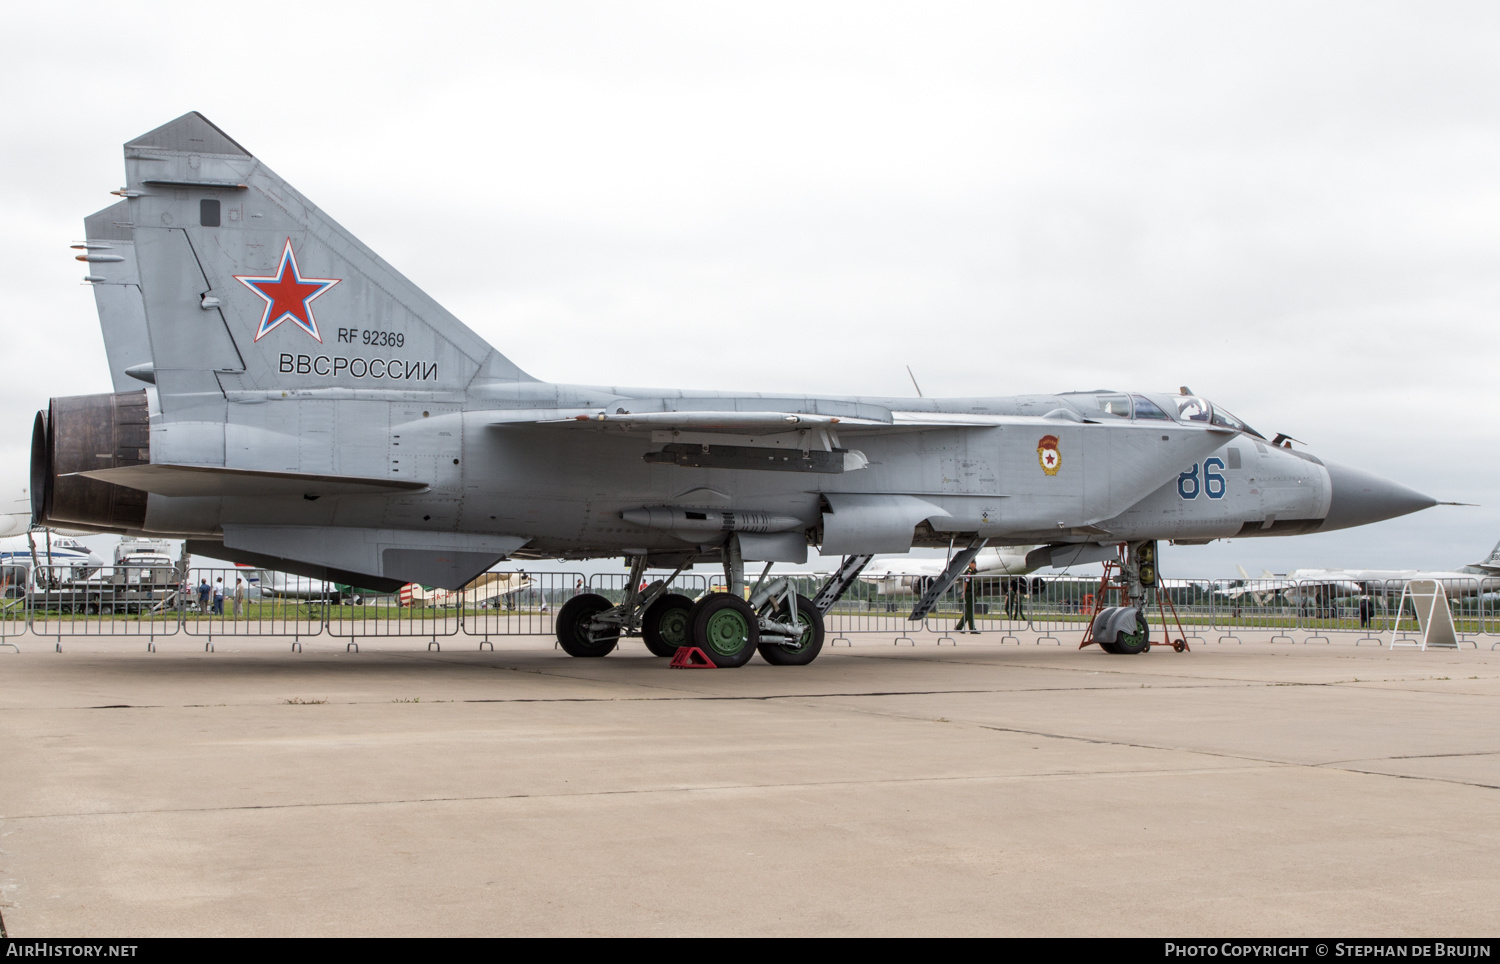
0 535 104 573
403 571 532 608
31 112 1441 666
860 542 1120 594
1224 536 1500 603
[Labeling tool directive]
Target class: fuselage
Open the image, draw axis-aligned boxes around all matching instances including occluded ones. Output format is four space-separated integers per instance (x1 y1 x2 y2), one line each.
121 388 1331 554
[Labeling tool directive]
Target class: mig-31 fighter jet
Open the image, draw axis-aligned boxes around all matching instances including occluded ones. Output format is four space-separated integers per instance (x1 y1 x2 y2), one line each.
32 113 1438 666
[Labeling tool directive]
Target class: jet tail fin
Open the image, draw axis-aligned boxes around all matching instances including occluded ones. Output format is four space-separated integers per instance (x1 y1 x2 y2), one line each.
119 112 532 425
81 202 154 393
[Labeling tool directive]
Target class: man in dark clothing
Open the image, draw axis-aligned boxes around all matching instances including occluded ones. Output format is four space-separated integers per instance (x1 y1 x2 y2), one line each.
953 563 980 633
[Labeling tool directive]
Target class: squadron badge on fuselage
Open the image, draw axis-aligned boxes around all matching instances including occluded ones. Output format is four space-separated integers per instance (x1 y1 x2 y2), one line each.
1037 435 1061 476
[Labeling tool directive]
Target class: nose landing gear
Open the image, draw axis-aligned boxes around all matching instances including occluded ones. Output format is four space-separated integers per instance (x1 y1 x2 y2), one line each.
1080 541 1192 655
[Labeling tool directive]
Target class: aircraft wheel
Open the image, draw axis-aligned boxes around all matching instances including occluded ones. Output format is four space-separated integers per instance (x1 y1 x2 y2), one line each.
1098 640 1124 654
1111 610 1151 655
642 593 694 657
688 592 759 668
555 593 619 657
758 594 824 666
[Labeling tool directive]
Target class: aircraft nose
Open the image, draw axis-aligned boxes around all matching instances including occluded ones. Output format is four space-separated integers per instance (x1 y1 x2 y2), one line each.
1320 460 1436 531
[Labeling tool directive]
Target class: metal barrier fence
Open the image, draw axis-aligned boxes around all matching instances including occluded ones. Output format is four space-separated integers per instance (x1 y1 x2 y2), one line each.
28 565 181 647
464 571 587 641
1210 578 1302 643
0 563 26 645
2 567 1497 651
181 569 326 647
925 576 1040 643
775 575 929 644
587 572 710 604
1206 577 1490 646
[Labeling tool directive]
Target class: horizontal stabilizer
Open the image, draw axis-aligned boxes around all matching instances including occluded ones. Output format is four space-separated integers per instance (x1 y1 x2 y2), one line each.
75 464 428 498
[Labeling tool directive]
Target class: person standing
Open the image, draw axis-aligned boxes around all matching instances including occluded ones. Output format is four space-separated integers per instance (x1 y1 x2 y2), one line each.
212 578 225 615
1358 594 1373 629
197 578 211 615
953 562 980 633
1003 577 1020 620
233 578 246 618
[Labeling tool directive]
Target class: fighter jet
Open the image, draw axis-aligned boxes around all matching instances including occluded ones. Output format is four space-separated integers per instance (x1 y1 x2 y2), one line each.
31 113 1439 666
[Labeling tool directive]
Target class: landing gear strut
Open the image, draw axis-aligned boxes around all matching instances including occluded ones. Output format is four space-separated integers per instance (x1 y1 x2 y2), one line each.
682 537 828 668
1082 541 1153 655
1080 541 1190 655
554 535 838 667
556 554 693 657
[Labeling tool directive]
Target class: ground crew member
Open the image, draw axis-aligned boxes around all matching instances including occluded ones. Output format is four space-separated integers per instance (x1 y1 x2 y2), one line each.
234 578 246 617
954 562 980 633
1004 577 1021 620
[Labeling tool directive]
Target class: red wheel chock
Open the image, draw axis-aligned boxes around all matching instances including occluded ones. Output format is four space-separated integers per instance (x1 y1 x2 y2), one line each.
670 646 717 668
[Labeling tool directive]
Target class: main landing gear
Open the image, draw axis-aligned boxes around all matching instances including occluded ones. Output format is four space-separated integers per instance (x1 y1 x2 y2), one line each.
555 537 868 667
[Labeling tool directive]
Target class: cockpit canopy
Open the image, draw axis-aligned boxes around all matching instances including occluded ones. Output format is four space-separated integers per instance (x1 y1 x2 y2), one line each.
1064 391 1263 438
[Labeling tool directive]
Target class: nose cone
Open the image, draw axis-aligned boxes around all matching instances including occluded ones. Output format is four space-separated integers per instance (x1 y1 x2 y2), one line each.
1321 461 1437 532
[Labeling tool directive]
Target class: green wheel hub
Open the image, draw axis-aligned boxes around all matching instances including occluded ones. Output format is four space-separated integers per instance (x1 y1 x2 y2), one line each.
658 606 690 648
704 608 751 657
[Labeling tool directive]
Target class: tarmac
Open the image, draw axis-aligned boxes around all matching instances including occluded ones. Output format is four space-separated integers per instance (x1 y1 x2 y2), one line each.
0 628 1496 937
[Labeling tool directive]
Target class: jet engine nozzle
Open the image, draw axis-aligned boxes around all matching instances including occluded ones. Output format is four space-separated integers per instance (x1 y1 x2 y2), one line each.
1320 460 1436 532
32 390 150 533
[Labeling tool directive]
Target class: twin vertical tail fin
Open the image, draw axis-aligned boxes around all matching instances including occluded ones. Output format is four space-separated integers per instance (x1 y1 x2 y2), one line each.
115 112 531 418
1476 537 1500 573
37 112 538 534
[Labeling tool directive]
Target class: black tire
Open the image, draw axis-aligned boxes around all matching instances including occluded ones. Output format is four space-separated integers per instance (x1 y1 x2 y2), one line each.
642 593 694 657
1098 640 1124 654
1112 610 1151 655
555 593 619 657
688 592 759 668
757 594 824 666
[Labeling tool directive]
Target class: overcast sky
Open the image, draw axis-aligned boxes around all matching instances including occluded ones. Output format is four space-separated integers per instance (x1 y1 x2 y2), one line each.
3 1 1497 577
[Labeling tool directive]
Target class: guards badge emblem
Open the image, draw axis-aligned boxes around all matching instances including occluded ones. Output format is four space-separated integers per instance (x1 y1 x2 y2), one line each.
1037 435 1061 476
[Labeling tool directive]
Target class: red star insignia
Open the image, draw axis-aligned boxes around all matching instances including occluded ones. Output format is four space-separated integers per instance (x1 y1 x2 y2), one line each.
234 239 340 343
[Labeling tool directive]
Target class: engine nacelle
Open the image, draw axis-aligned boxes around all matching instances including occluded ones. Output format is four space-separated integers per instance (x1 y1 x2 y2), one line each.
32 390 150 533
